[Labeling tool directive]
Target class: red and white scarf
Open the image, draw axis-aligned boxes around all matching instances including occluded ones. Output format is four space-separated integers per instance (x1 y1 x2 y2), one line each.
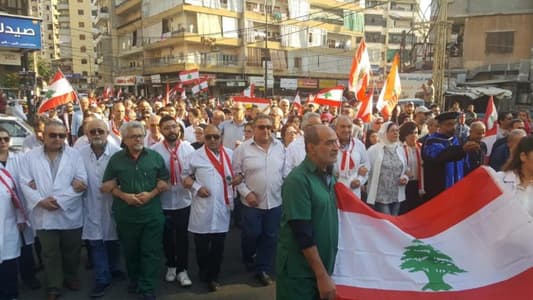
110 120 121 136
339 139 356 178
0 168 27 222
164 140 182 186
205 146 234 206
403 143 425 195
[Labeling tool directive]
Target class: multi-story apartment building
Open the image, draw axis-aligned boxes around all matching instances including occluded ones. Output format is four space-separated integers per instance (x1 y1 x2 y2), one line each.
364 0 422 74
93 0 115 86
27 0 99 91
445 0 533 110
111 0 364 97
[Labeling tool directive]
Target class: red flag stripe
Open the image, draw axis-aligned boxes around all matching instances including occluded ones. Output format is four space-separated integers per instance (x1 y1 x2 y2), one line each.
38 92 77 113
335 167 502 238
314 98 343 107
337 267 533 300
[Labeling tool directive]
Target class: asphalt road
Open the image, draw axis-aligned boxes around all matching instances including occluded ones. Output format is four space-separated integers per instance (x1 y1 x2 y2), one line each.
20 227 277 300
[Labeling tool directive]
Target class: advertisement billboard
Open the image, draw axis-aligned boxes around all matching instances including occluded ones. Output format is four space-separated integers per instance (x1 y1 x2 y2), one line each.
0 14 42 50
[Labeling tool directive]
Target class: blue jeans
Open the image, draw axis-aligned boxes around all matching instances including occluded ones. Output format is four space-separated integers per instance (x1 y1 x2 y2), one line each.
89 240 121 285
374 202 401 216
241 205 282 274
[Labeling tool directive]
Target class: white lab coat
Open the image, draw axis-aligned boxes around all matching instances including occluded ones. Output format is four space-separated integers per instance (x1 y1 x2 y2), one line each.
496 170 533 217
19 146 88 230
0 167 22 263
283 135 305 177
79 143 121 240
5 152 35 244
151 140 195 210
333 138 370 198
182 146 233 234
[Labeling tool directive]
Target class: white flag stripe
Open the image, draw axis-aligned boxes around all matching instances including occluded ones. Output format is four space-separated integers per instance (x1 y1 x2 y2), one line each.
48 78 74 97
333 190 533 292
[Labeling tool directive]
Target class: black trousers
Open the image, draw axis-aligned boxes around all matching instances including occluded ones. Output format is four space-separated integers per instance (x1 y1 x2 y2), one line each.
163 207 190 272
193 233 226 282
19 243 37 282
400 180 422 214
0 258 18 300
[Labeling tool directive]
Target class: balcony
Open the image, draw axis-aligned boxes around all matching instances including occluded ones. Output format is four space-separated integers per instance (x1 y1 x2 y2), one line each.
115 0 142 16
57 3 69 10
118 45 143 56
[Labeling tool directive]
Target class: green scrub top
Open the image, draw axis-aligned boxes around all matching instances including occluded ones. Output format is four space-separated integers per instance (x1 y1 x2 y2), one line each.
103 148 169 223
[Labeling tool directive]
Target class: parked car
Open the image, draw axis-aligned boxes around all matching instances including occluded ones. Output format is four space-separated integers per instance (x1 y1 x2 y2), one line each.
0 114 33 152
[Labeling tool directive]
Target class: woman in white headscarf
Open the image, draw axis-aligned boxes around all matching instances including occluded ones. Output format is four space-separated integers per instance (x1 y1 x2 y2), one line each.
366 121 409 216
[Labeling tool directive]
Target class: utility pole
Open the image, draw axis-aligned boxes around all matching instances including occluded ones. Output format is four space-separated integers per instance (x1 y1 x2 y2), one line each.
263 0 270 98
432 0 448 109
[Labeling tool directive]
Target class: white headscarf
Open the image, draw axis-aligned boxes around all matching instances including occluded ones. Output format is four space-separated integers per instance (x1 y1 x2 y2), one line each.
378 121 400 148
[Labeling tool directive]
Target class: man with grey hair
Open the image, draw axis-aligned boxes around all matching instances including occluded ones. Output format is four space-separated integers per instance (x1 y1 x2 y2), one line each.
489 128 527 171
101 121 169 300
20 120 88 300
283 112 322 177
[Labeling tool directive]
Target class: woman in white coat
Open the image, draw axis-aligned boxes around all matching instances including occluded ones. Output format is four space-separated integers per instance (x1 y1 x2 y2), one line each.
0 149 24 300
366 121 409 216
497 136 533 217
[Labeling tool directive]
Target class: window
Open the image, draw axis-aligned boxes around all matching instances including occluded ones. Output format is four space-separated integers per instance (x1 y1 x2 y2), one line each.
79 34 86 40
81 59 88 64
78 22 84 28
78 9 84 15
80 46 86 53
132 31 137 46
294 57 302 68
47 24 52 30
485 31 514 54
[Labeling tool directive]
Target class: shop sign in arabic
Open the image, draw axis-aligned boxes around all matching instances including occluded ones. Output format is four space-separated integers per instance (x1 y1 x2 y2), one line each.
0 15 42 50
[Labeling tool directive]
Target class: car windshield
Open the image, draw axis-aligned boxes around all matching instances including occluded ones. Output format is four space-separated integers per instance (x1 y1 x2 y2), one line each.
0 120 30 138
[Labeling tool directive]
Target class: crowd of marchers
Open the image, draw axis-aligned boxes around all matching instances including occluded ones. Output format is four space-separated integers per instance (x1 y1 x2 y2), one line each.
0 93 532 300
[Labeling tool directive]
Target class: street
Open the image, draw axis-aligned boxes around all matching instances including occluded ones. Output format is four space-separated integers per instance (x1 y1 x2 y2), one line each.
19 228 277 300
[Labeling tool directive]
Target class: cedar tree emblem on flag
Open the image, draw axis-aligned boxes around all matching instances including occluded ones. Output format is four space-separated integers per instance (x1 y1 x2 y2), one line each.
400 239 466 291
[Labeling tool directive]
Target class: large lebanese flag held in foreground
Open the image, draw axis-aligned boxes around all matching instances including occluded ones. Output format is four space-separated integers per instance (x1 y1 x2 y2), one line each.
333 166 533 300
38 70 77 113
314 86 344 107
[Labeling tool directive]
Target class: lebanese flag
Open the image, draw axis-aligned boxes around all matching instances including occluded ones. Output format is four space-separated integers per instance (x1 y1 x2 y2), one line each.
179 69 200 84
233 96 270 110
356 85 374 123
241 84 255 97
102 86 114 98
191 78 209 94
307 93 315 104
292 91 303 115
333 166 533 300
348 39 371 101
314 86 344 107
376 53 401 119
482 96 499 156
116 88 123 99
38 70 77 113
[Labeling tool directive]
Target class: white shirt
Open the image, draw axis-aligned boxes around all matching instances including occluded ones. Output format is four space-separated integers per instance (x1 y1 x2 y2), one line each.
19 146 87 230
183 125 196 143
108 120 123 146
79 143 121 240
182 145 233 234
220 119 246 150
151 140 195 210
144 132 164 147
283 135 306 177
22 135 43 152
497 171 533 217
0 167 22 262
333 138 370 198
233 138 285 209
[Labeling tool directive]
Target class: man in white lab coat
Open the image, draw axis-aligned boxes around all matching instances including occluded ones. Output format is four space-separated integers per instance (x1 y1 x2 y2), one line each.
182 124 240 292
79 119 123 298
19 120 88 300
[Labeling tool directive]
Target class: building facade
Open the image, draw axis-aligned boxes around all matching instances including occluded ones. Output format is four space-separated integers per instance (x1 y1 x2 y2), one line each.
109 0 364 97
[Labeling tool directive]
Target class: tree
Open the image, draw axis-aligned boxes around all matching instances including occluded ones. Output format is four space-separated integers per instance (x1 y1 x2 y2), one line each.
400 239 466 291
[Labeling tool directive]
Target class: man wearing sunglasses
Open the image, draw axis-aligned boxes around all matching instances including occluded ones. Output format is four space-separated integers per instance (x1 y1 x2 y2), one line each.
19 120 88 300
182 125 240 292
232 114 285 286
78 119 124 298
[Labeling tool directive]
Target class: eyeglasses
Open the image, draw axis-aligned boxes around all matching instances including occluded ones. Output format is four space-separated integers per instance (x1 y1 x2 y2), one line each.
128 134 144 140
204 134 221 140
89 129 106 135
256 125 272 130
48 133 67 139
0 137 10 142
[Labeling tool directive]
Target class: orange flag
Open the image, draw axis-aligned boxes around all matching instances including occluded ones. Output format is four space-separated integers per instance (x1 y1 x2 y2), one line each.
376 53 401 119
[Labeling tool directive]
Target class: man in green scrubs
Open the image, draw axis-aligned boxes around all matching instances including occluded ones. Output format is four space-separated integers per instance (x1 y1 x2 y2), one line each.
101 121 169 300
276 124 339 300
